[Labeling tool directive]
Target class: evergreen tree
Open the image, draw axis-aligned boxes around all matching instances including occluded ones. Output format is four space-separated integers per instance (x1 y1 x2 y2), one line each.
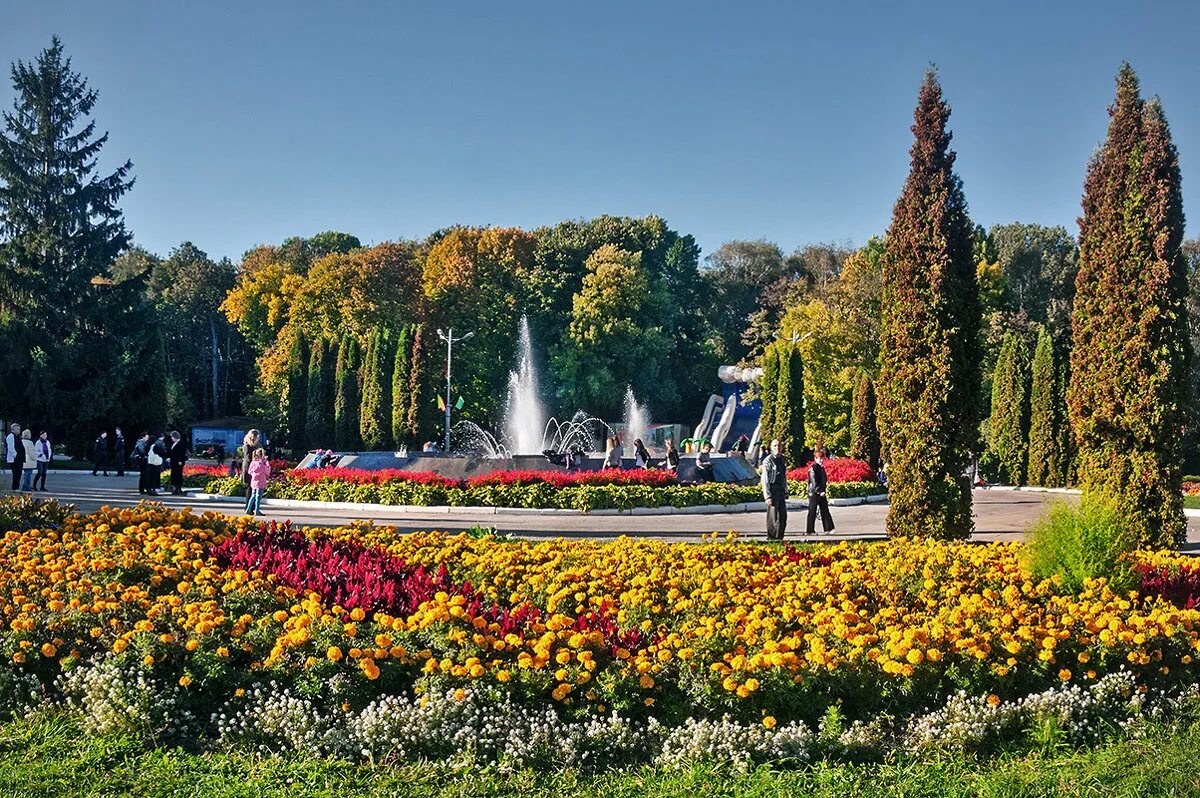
0 37 153 452
850 372 881 469
360 328 393 450
1068 64 1190 547
305 337 335 448
877 71 983 539
987 332 1031 484
759 345 781 449
1027 327 1066 487
334 333 362 450
774 342 806 463
278 333 308 453
391 326 412 447
405 324 431 446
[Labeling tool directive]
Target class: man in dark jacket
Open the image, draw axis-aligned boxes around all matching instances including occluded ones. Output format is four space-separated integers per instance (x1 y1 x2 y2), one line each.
113 427 126 477
167 431 189 495
806 448 836 535
760 438 788 541
131 433 153 495
91 431 109 476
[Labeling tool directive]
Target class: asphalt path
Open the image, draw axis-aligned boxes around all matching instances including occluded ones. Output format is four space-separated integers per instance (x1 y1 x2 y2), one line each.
22 471 1200 547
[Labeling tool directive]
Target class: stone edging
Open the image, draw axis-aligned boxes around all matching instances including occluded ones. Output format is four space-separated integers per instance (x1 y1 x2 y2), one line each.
192 492 889 517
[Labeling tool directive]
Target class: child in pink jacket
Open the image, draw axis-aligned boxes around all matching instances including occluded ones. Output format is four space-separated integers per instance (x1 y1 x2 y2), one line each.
245 448 271 515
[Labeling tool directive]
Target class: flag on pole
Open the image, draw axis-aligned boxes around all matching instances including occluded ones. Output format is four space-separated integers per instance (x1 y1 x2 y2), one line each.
437 395 445 411
455 396 465 410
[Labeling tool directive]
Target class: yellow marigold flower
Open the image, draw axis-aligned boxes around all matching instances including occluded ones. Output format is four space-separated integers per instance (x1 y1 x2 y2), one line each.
179 675 192 687
496 669 511 683
40 643 56 658
762 716 777 729
11 652 25 664
327 646 343 662
143 655 155 667
454 688 466 701
639 674 655 689
350 607 366 622
987 694 1001 707
1058 668 1072 681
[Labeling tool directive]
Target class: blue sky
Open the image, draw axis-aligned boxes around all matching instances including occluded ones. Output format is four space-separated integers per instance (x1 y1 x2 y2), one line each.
4 0 1198 263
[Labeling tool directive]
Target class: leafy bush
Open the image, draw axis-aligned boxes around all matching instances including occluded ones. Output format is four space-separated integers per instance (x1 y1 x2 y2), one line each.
0 495 75 532
1024 495 1137 594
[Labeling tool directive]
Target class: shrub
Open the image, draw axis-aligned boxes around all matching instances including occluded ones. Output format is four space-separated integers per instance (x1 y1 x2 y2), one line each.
1024 495 1137 594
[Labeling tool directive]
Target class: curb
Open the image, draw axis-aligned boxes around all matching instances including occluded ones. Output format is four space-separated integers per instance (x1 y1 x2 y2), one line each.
985 486 1083 495
1186 508 1200 519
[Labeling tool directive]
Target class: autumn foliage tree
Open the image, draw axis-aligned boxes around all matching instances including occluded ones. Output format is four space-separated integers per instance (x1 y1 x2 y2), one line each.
1068 64 1190 548
878 71 983 539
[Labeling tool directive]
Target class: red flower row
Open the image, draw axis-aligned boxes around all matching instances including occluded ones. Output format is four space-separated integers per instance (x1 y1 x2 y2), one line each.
1137 563 1200 610
787 458 875 484
287 468 459 488
465 468 675 489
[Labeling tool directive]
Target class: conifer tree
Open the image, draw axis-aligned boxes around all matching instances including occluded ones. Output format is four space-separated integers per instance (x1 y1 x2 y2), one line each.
278 333 308 453
1068 64 1190 547
774 342 806 463
850 372 881 469
305 337 335 449
877 70 983 539
1027 327 1065 487
391 326 412 447
758 344 781 449
360 328 393 450
334 333 362 451
987 332 1031 485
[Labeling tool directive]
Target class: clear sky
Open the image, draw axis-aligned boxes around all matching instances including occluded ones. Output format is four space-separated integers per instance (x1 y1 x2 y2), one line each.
4 0 1198 264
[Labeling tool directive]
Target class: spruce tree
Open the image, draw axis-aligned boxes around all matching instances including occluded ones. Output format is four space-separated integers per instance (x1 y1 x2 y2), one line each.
279 333 308 453
850 372 881 469
1068 64 1190 547
305 337 335 448
1027 328 1065 487
758 344 781 449
334 333 362 450
360 328 393 450
987 332 1031 485
391 326 412 447
878 70 983 539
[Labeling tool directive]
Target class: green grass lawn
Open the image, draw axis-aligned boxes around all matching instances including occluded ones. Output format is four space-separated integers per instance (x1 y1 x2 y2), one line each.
1184 495 1200 510
2 714 1200 798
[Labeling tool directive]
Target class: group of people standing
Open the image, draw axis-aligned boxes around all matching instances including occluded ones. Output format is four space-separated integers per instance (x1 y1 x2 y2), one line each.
4 423 51 492
131 431 189 496
760 440 836 541
602 436 685 474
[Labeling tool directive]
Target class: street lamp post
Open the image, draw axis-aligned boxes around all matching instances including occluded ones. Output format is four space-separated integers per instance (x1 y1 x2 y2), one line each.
436 327 473 454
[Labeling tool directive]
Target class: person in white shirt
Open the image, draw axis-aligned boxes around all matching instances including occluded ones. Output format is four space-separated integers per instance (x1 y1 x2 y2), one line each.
5 423 21 491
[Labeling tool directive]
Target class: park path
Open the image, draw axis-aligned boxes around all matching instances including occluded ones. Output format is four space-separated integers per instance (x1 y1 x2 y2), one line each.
19 471 1188 546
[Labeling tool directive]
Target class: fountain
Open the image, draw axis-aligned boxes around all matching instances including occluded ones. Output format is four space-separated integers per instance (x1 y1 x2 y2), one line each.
542 412 613 454
504 317 547 455
621 387 649 448
451 421 509 459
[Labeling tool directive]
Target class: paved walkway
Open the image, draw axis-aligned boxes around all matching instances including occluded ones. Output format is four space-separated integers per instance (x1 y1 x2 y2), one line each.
20 472 1200 546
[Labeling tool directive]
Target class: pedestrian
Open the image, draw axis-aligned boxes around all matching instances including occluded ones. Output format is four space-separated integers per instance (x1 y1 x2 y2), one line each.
91 430 109 476
167 431 188 495
33 431 51 491
132 433 154 495
660 439 680 474
241 429 261 490
732 434 750 455
6 423 22 491
19 430 35 492
602 436 623 469
760 438 788 541
695 440 715 483
633 438 652 469
806 447 836 536
113 427 126 477
244 448 271 515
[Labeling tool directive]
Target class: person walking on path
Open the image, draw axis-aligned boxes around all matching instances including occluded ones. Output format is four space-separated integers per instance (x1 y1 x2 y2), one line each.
113 427 126 477
806 447 836 536
761 438 789 541
33 431 51 491
633 438 652 469
91 431 109 476
6 423 23 491
132 433 155 495
167 431 189 495
19 430 35 492
244 448 271 515
241 429 262 492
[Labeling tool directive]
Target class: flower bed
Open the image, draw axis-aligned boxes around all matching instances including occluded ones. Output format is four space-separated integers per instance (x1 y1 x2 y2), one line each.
788 457 876 484
1 498 1199 769
466 468 675 488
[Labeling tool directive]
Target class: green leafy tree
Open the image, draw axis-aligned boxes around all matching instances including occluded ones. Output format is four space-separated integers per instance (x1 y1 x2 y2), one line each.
360 328 393 450
391 326 413 447
850 372 880 469
1027 327 1067 487
305 337 335 448
278 332 308 453
334 333 362 451
773 342 806 463
988 332 1032 485
1068 65 1190 548
878 70 983 539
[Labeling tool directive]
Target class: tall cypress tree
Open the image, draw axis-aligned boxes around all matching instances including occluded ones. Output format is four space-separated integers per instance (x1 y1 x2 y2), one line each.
305 337 335 448
988 332 1032 485
391 326 412 447
878 70 983 539
279 333 308 453
1068 64 1190 548
360 328 393 450
758 344 781 449
850 372 881 469
1027 327 1065 487
774 342 806 463
334 333 362 451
